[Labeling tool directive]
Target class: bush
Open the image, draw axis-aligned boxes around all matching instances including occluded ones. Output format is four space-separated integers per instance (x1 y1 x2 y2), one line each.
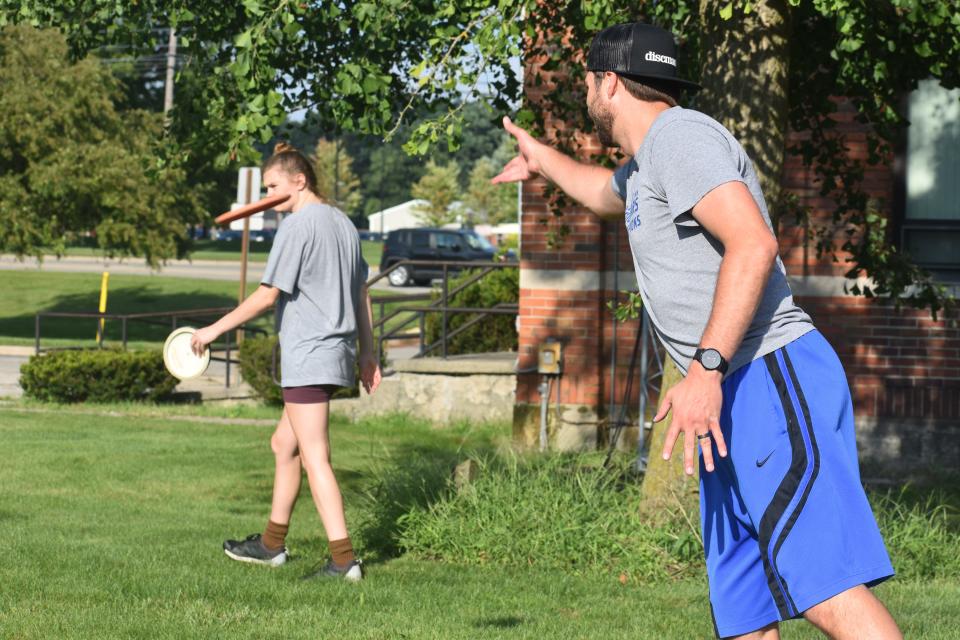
871 488 960 580
423 267 518 355
398 454 960 582
397 453 704 581
238 335 283 405
19 349 177 403
239 335 361 405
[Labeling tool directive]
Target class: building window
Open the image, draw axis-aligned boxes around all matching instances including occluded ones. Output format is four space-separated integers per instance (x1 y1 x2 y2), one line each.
901 78 960 282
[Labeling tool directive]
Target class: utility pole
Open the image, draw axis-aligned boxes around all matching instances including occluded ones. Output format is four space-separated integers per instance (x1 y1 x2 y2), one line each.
163 27 177 117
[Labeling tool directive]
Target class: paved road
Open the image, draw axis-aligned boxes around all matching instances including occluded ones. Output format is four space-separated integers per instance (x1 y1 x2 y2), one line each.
0 255 432 294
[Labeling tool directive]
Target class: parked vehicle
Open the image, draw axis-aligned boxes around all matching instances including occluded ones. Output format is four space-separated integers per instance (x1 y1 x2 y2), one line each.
379 227 514 287
358 230 383 242
214 229 275 243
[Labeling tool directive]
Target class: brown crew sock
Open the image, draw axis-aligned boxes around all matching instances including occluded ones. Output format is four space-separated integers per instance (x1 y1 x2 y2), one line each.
262 520 289 552
328 537 355 567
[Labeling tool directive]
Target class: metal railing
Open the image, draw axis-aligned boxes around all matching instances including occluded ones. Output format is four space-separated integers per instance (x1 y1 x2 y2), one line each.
34 308 267 387
368 260 519 362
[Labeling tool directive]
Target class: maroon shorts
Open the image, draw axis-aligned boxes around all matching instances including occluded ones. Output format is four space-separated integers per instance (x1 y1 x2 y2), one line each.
281 384 341 404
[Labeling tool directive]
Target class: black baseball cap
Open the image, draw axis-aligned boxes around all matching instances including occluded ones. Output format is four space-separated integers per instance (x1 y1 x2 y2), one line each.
586 22 701 92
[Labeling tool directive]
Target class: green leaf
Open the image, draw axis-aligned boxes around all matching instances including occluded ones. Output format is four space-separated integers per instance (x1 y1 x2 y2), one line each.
719 3 734 20
235 30 253 49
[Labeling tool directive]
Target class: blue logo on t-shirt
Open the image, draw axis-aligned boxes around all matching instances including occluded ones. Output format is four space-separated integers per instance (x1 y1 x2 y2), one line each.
625 196 641 231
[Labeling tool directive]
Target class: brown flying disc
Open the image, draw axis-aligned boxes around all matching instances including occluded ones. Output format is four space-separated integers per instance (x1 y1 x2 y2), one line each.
215 193 290 225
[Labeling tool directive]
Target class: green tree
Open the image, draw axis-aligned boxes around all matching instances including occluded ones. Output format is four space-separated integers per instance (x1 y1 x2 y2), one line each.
0 25 204 266
465 157 519 224
5 1 957 313
313 138 362 215
411 161 461 227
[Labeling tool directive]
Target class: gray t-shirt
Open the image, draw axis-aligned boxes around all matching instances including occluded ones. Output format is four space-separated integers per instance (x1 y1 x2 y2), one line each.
261 203 369 387
612 107 813 375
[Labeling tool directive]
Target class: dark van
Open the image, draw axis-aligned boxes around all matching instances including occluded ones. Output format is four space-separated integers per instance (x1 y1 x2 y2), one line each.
380 227 504 286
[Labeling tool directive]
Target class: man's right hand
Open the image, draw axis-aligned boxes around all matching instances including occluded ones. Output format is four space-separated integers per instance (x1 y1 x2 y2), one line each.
492 117 542 184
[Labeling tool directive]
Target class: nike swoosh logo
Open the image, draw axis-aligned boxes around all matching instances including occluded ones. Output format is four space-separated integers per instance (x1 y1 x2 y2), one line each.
756 450 775 467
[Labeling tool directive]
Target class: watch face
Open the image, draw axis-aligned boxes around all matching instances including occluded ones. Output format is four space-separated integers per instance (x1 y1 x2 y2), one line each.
701 349 722 370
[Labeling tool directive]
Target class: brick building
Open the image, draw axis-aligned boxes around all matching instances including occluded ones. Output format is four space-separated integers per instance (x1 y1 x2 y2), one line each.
512 78 960 473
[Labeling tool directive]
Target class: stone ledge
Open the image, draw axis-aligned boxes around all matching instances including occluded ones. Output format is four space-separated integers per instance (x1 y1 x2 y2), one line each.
392 352 517 375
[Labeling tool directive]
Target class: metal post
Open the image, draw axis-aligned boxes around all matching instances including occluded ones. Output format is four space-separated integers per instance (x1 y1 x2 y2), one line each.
225 332 231 388
538 376 550 452
238 167 253 346
608 221 619 422
441 264 448 359
34 315 40 355
636 310 650 470
419 313 425 356
122 317 128 351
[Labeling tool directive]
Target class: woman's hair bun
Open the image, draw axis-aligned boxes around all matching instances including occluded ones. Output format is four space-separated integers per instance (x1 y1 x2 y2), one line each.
273 142 296 154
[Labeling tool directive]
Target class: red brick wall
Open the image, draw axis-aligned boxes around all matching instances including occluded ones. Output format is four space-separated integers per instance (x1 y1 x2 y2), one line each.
516 91 960 422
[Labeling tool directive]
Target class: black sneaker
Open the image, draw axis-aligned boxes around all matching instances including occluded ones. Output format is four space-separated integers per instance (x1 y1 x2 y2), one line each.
301 558 364 582
222 533 287 567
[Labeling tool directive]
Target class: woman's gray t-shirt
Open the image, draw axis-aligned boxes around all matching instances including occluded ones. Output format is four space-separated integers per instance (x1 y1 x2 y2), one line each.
260 203 369 387
611 106 813 375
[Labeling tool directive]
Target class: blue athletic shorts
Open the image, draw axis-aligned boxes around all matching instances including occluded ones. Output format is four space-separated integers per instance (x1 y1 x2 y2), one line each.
701 330 894 638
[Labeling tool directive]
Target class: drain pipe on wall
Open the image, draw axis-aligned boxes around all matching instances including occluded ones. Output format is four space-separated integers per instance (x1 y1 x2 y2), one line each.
538 376 552 452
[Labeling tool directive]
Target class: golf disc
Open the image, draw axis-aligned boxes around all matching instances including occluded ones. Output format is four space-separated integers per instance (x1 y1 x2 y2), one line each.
162 327 211 380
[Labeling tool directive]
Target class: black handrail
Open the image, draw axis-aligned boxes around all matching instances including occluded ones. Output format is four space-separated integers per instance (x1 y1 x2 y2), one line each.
369 259 519 364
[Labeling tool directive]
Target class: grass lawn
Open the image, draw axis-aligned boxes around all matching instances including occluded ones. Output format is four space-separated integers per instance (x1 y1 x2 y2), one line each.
53 240 384 269
1 272 419 349
0 404 958 639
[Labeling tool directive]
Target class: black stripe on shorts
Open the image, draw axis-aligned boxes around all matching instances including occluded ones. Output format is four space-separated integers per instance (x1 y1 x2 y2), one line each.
758 350 818 618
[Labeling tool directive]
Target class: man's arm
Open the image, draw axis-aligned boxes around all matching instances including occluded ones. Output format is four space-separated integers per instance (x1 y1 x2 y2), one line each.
654 181 780 475
692 182 781 362
492 117 624 218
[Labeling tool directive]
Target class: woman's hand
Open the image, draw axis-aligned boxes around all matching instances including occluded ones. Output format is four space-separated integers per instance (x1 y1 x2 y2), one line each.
190 326 219 357
359 352 382 395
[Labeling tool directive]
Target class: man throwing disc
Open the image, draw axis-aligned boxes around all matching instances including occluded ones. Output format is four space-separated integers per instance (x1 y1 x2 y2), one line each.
493 22 900 640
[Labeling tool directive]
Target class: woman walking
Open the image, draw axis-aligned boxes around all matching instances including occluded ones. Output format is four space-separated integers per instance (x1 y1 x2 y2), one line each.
191 143 380 581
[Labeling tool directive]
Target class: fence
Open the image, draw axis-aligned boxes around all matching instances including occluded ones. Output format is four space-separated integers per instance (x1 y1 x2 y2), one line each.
369 260 519 363
34 308 267 387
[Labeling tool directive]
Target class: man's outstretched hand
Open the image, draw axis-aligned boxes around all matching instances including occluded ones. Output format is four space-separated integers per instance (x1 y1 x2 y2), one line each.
491 117 543 184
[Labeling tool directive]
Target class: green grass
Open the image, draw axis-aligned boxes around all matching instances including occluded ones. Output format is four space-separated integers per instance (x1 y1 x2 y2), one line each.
0 404 958 639
49 240 384 269
1 271 417 350
1 271 268 349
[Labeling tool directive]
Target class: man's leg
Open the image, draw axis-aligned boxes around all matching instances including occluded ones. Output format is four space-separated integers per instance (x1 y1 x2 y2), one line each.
803 585 901 640
731 623 779 640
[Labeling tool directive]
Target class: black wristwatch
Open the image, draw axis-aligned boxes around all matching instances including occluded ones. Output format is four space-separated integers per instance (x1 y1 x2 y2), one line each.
694 347 729 374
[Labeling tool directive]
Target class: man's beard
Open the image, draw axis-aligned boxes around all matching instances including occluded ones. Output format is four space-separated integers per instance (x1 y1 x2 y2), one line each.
588 95 616 148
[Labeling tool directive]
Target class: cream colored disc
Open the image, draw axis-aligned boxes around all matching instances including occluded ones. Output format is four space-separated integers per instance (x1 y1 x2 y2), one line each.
162 327 211 380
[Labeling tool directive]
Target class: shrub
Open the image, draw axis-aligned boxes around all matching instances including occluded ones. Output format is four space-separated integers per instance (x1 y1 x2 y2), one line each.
239 335 361 405
423 267 518 355
871 488 960 580
19 349 177 403
238 335 283 405
397 454 960 582
397 453 704 581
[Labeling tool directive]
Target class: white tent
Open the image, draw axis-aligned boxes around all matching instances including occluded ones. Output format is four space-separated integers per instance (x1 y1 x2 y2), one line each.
366 199 429 235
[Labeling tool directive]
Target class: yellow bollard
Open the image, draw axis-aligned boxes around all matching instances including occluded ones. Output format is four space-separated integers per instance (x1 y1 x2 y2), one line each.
96 272 109 344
